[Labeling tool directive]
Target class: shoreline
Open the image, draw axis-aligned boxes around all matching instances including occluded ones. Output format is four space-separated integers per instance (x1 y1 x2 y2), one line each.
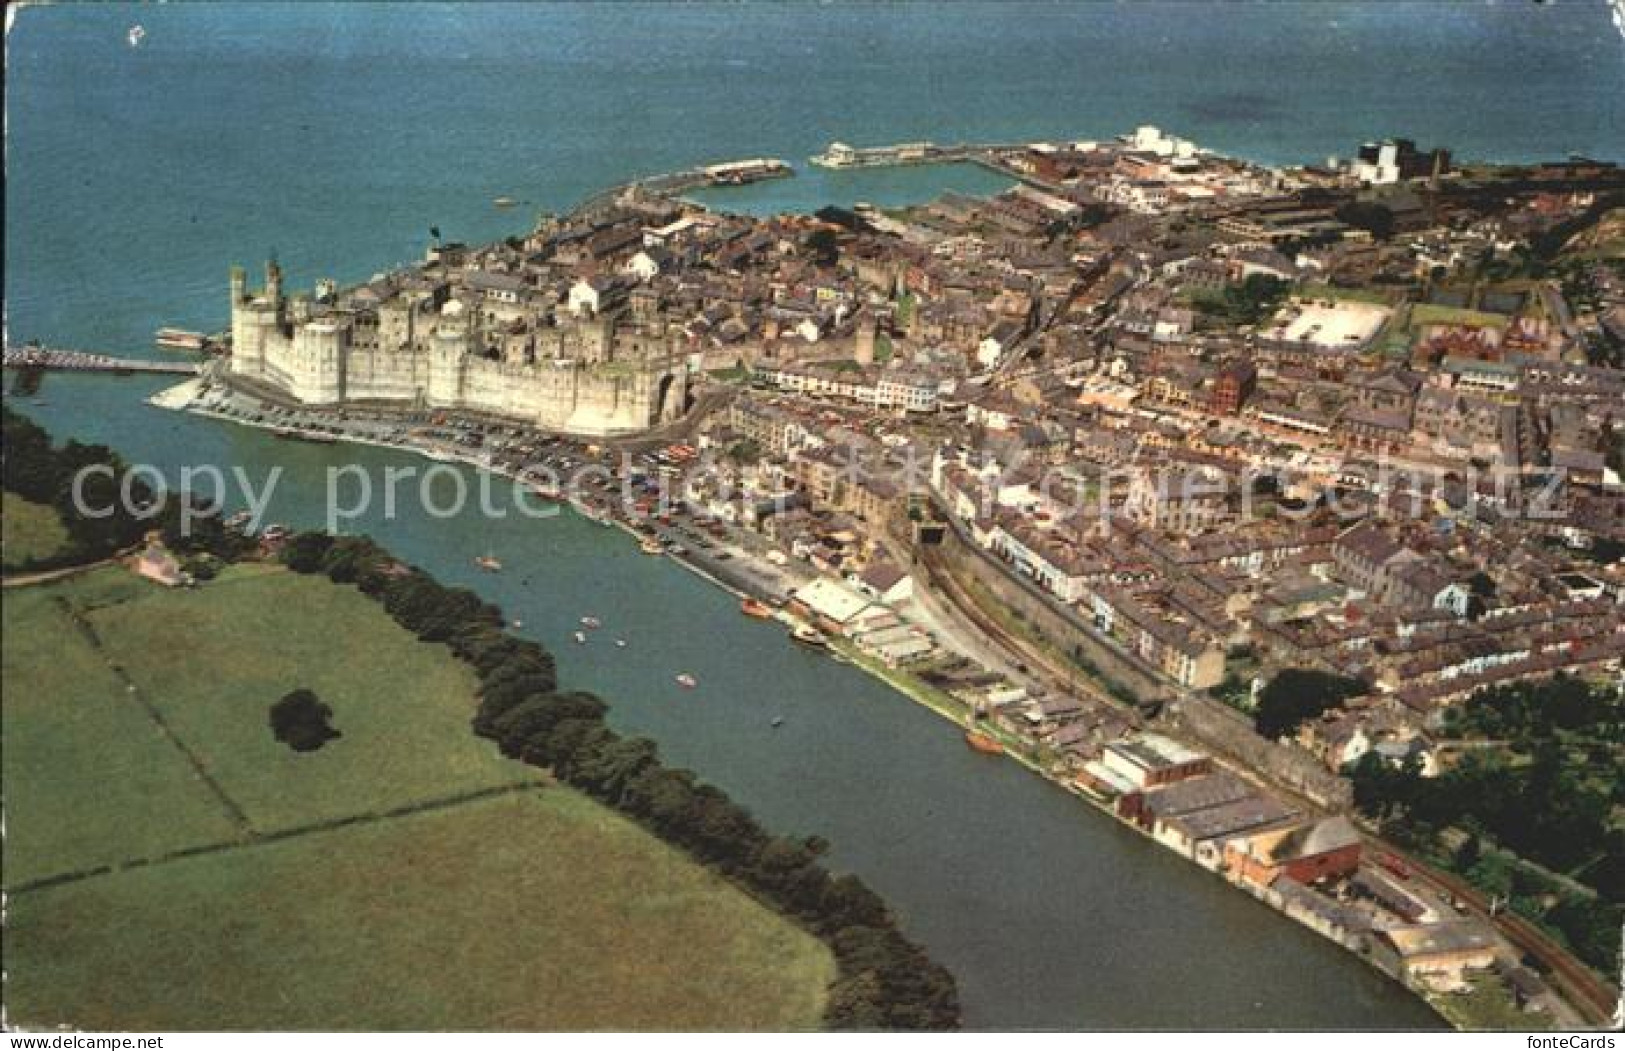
152 376 1462 1030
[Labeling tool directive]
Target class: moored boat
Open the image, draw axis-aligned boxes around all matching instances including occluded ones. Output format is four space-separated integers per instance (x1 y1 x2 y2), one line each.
964 730 1004 756
475 554 502 572
580 616 602 629
273 428 336 444
790 624 828 648
155 327 208 352
640 538 665 555
740 598 774 619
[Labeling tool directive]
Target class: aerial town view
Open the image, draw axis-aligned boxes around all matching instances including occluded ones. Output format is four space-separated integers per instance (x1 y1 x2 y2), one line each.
3 1 1622 1041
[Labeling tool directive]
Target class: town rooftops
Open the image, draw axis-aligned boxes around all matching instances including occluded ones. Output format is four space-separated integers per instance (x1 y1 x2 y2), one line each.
792 577 873 625
1142 771 1255 819
1106 732 1205 772
1378 921 1497 960
1162 794 1298 844
1247 814 1361 864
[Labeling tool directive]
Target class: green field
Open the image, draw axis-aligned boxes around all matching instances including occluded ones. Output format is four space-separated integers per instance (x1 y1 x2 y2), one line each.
1407 302 1511 331
81 565 537 833
2 564 833 1030
1 584 243 885
2 494 70 569
6 791 833 1030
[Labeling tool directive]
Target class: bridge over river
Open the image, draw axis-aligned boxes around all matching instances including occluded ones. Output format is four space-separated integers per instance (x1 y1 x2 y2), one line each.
3 347 199 376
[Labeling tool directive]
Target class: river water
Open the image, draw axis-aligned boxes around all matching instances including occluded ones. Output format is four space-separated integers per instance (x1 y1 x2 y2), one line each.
12 1 1621 1029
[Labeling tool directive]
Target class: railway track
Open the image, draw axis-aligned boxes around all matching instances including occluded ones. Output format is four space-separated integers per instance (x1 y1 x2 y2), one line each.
1387 842 1622 1026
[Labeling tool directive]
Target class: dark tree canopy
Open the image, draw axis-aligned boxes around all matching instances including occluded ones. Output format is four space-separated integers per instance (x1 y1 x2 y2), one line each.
1253 668 1366 740
270 688 341 753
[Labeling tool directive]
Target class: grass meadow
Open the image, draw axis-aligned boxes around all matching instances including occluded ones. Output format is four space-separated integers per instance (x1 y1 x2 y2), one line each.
2 564 832 1030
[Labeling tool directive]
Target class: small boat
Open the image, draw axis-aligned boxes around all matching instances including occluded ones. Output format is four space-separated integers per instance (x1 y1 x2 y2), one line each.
615 639 628 648
475 554 503 572
640 538 665 555
493 196 518 208
573 631 587 644
511 619 524 629
770 716 785 728
580 616 602 629
790 625 828 648
128 24 145 48
964 730 1004 756
155 327 207 352
740 598 774 619
675 673 698 689
273 429 335 445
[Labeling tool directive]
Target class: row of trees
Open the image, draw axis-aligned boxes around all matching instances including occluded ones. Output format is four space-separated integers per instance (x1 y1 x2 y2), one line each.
280 529 961 1029
2 406 250 571
1349 677 1624 974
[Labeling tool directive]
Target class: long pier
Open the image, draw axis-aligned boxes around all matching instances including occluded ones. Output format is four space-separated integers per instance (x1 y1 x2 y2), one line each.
573 157 792 214
3 347 200 376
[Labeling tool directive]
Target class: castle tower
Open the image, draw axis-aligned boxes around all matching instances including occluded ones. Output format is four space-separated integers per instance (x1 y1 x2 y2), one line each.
428 300 469 407
228 262 280 379
265 259 283 307
291 320 345 404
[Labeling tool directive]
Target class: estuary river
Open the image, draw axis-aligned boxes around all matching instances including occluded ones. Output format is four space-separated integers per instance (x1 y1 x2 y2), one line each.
10 1 1621 1029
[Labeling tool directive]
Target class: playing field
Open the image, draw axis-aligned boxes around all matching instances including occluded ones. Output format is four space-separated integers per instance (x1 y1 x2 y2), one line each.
1 494 70 569
2 564 833 1030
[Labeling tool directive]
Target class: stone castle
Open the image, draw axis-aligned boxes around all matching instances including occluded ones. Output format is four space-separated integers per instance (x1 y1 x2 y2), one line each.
227 259 687 437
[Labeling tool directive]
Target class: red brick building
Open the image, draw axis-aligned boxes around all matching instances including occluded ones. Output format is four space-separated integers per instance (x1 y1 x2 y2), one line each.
1224 815 1363 888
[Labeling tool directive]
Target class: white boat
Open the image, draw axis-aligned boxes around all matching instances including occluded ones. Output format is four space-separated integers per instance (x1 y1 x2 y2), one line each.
615 639 628 648
675 673 698 689
573 631 587 644
128 25 145 48
580 616 602 629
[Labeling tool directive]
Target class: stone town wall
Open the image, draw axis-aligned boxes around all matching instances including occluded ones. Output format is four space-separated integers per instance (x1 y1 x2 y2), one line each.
932 510 1172 704
1163 691 1355 811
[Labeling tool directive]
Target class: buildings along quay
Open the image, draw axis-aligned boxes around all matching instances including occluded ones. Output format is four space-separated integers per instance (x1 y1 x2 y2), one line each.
146 124 1624 1028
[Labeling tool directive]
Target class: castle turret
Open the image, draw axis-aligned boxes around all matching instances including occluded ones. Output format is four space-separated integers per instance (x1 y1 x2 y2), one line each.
291 320 345 404
428 299 469 407
265 259 283 308
228 262 281 379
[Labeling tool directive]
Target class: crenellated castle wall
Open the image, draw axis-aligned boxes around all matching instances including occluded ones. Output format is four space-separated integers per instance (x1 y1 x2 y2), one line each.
227 264 685 436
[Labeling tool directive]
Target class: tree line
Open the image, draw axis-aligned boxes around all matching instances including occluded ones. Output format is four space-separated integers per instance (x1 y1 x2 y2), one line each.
2 405 252 571
1350 675 1623 974
279 529 962 1029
